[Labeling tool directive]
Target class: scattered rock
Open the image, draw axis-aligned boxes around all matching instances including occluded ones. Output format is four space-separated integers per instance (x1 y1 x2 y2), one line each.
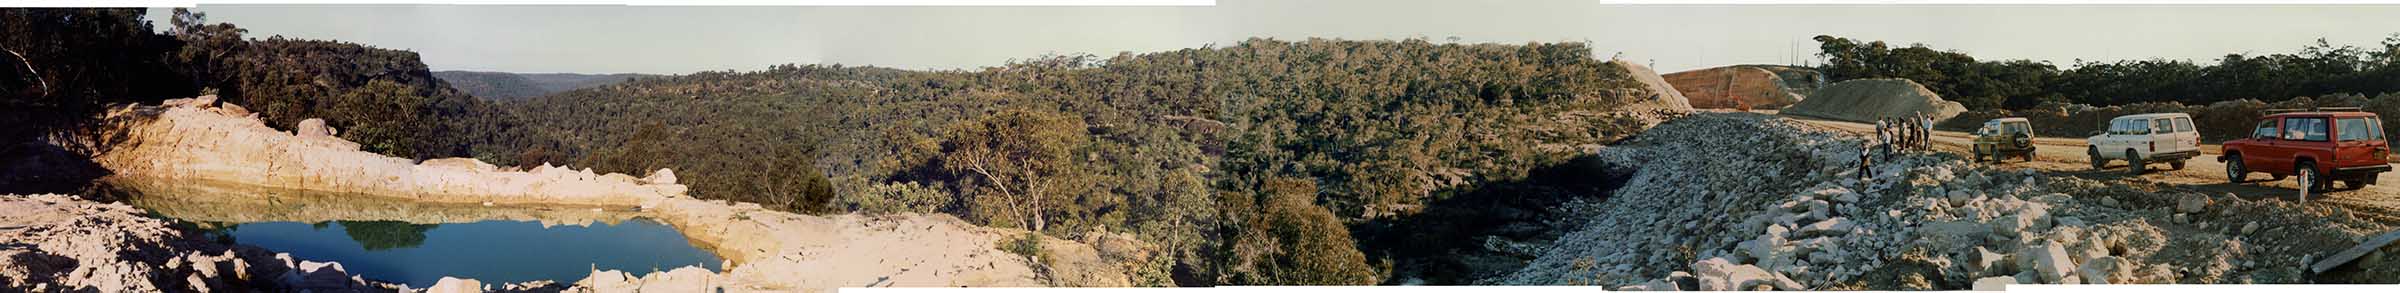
2026 240 2077 284
2177 195 2213 214
429 277 484 293
1971 276 2016 291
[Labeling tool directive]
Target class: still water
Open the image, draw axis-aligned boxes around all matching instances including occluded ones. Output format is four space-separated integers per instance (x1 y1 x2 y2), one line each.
210 219 722 287
110 181 723 288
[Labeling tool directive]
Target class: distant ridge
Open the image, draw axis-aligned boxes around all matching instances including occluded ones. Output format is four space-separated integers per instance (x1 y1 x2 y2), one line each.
435 71 658 101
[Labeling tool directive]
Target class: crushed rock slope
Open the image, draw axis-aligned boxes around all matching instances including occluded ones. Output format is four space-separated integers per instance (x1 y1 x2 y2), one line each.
1503 113 2397 289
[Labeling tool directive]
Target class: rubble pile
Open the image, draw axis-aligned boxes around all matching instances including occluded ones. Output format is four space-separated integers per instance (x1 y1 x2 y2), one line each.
0 194 402 292
1502 112 2397 289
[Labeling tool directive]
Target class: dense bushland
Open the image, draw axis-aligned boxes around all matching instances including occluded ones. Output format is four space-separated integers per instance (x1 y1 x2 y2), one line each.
509 39 1660 285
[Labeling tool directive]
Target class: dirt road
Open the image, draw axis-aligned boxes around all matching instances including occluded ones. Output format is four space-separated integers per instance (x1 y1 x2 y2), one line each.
1783 114 2400 225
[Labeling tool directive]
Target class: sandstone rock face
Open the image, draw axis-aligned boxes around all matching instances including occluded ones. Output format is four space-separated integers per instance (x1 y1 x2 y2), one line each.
1663 65 1823 109
1781 78 1966 123
94 100 690 207
1610 60 1693 111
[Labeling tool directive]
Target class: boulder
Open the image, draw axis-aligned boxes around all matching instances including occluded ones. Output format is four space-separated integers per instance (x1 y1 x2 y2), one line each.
2024 240 2077 284
2177 195 2213 214
644 168 679 185
1781 78 1966 124
1798 217 1854 237
429 277 484 293
295 118 333 138
1971 276 2017 291
2076 256 2134 284
1690 258 1803 291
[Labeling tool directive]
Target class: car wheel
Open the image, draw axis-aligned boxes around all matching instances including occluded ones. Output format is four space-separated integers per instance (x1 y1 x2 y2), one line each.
2170 160 2186 170
2226 154 2247 183
2126 149 2145 175
2089 147 2106 170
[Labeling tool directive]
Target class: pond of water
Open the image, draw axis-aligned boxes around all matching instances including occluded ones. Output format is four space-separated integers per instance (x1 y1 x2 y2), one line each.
109 180 724 288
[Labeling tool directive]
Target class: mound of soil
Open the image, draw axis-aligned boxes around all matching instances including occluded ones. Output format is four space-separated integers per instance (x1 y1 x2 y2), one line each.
1611 60 1693 111
1783 78 1965 123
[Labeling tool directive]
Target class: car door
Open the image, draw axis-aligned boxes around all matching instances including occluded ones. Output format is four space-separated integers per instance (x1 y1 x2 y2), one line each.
2249 119 2292 174
2149 118 2177 157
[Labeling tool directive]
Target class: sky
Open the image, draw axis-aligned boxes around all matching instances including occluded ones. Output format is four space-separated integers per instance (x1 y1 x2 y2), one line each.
151 1 2400 75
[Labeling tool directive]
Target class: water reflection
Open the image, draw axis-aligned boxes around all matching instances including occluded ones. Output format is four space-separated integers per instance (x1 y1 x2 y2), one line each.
336 221 437 251
109 178 644 227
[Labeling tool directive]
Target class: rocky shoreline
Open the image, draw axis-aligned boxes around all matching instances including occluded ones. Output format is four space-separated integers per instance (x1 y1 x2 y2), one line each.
0 193 404 292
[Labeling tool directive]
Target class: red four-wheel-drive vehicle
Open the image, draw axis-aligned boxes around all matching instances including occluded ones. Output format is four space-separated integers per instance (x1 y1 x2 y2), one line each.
2220 108 2393 200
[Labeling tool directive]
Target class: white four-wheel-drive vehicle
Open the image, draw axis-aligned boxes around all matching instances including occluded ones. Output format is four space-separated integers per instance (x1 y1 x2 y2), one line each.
2088 113 2202 175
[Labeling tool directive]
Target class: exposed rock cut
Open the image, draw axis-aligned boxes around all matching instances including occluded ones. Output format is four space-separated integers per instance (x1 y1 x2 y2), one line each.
95 97 687 207
1663 65 1824 109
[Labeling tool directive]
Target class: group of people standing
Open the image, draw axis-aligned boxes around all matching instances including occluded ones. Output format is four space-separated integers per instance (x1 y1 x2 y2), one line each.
1857 113 1936 181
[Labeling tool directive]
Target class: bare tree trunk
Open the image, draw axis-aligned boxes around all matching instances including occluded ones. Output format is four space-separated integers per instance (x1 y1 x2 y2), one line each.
4 47 49 97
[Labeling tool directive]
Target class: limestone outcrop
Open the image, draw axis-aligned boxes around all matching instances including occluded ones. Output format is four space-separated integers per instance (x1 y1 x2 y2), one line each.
1781 78 1966 123
1663 65 1824 109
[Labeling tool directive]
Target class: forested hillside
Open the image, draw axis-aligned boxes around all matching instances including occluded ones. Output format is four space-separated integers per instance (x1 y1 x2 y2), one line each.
1 8 567 193
508 39 1661 285
434 71 655 101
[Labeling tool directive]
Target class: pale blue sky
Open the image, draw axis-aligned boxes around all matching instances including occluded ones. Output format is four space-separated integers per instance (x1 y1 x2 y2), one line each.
154 2 2400 75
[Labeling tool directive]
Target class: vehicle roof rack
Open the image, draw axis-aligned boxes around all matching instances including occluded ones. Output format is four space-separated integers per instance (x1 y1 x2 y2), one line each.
2264 106 2364 114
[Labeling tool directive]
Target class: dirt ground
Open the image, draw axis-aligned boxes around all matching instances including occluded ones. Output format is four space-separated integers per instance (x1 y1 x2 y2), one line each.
1780 112 2400 227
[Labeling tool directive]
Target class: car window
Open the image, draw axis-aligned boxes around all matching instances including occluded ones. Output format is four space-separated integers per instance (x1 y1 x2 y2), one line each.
2006 122 2031 134
2153 119 2172 135
2114 119 2147 135
2284 117 2329 142
2254 120 2278 139
2174 117 2195 133
2339 117 2384 142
